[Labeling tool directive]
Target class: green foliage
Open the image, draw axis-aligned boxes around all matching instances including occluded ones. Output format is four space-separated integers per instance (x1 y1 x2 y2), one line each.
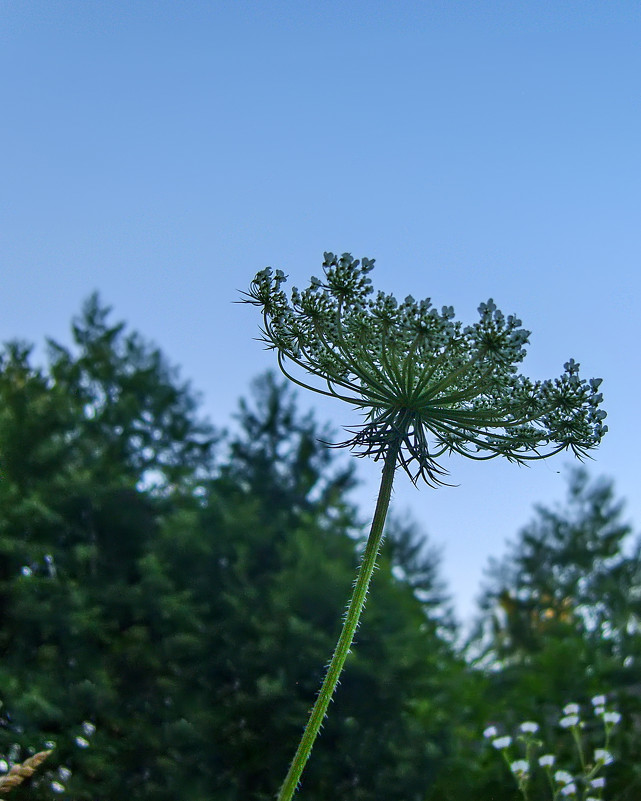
0 301 461 799
0 296 636 800
0 296 217 797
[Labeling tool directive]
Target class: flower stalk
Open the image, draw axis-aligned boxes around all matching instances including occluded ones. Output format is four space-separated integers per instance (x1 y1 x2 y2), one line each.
277 440 399 801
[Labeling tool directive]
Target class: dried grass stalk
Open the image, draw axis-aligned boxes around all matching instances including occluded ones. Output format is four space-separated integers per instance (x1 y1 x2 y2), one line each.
0 750 53 794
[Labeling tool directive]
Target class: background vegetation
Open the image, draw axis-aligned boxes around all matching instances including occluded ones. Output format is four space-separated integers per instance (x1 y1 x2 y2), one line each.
1 299 639 799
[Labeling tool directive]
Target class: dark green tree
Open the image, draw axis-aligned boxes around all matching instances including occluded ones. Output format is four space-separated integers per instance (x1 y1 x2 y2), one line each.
0 301 463 800
0 297 217 798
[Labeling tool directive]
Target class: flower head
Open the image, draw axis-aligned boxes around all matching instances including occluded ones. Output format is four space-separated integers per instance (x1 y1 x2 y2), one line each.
539 754 555 768
519 721 539 734
245 253 607 483
492 735 512 750
594 748 614 765
559 714 580 728
243 253 606 484
510 759 530 777
554 770 575 785
483 725 499 739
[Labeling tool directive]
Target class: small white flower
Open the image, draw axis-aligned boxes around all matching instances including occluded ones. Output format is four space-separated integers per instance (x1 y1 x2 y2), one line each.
563 703 580 715
594 705 605 716
82 720 96 736
554 770 574 785
492 735 512 750
519 721 539 734
594 748 614 765
603 711 621 725
510 759 529 776
75 736 90 748
0 760 7 773
51 782 65 794
560 782 577 796
538 754 555 767
591 694 606 707
483 725 498 739
58 766 72 781
559 714 580 728
590 777 606 789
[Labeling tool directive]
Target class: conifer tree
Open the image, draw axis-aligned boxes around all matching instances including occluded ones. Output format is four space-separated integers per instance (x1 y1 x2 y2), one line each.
0 297 216 798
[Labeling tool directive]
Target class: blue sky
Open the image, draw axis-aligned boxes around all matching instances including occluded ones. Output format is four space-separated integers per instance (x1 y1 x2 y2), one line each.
2 1 640 621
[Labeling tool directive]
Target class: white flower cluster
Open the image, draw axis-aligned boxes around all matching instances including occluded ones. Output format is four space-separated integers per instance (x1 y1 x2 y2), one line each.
483 694 620 801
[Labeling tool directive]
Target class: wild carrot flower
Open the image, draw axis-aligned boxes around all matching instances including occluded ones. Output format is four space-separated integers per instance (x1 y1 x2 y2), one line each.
244 252 607 485
243 252 607 801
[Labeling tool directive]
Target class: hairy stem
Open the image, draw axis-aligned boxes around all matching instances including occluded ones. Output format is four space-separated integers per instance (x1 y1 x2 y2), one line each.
277 441 400 801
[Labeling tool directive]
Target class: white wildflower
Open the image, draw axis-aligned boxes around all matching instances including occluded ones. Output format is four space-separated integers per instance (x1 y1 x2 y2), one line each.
591 694 606 707
519 721 539 734
483 725 498 739
563 703 580 715
554 770 574 785
594 748 614 765
538 754 555 767
510 759 529 776
492 735 512 750
559 714 580 728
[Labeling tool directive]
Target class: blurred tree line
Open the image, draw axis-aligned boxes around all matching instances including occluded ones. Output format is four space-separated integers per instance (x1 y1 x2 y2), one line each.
0 297 639 800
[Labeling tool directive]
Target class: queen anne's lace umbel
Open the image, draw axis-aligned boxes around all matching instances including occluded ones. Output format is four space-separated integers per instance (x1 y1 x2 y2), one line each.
244 252 607 485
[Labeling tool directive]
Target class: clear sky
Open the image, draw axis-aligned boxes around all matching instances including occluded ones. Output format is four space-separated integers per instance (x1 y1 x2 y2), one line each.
2 1 640 622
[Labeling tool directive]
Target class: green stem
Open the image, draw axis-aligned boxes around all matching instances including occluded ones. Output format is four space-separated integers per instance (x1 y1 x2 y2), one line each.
277 441 400 801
